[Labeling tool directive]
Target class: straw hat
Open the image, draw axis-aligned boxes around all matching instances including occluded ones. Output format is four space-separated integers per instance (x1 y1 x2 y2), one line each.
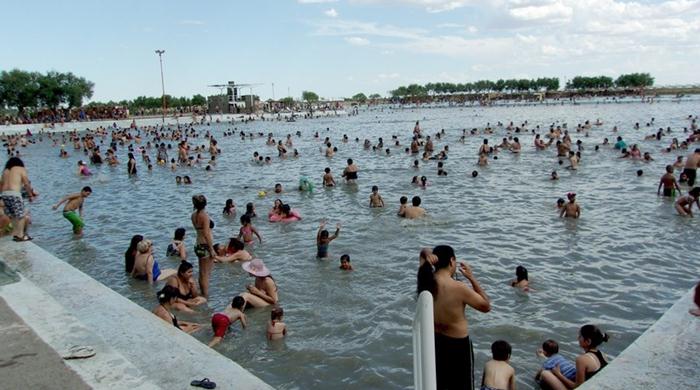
242 258 270 277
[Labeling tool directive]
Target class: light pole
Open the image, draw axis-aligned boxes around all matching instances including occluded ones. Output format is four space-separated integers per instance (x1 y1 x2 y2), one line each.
155 49 166 123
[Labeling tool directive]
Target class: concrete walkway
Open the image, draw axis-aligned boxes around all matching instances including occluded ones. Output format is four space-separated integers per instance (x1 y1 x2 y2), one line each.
580 285 699 390
0 297 91 390
0 239 272 390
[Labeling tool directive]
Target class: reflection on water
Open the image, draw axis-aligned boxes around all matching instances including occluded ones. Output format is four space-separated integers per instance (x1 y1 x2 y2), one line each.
17 100 700 389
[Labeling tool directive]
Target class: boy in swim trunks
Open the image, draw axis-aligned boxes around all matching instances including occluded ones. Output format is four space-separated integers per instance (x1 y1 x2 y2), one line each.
559 192 580 219
658 165 681 197
323 167 336 187
481 340 516 390
208 295 247 347
369 185 384 207
397 196 408 216
339 254 353 271
675 187 700 217
52 186 92 235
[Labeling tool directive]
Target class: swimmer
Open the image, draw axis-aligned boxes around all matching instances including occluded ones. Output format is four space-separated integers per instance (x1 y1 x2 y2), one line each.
266 306 287 341
317 221 340 258
208 296 248 347
77 160 92 176
510 265 529 291
556 198 565 210
369 185 385 207
437 162 448 176
238 214 262 245
323 167 336 187
175 176 182 184
478 153 488 166
399 196 426 219
419 176 428 188
342 158 359 183
152 286 202 334
340 254 353 271
551 171 559 181
675 187 700 217
560 192 580 218
274 183 283 194
398 196 408 216
223 199 236 216
215 238 252 263
183 176 192 184
567 151 579 170
52 186 92 236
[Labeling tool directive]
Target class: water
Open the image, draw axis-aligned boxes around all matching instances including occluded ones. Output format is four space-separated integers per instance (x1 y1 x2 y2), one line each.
10 99 700 389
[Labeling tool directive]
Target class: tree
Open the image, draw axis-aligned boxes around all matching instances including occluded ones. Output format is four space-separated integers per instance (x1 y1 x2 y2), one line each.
352 93 367 103
369 93 382 100
302 91 319 102
280 96 295 107
0 69 41 114
191 94 206 106
615 73 654 88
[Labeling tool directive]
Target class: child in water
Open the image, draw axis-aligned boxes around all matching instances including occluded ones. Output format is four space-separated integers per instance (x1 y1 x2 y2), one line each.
560 192 581 218
223 199 236 216
535 339 577 384
510 265 529 291
266 307 287 340
481 340 516 390
208 296 247 347
369 185 385 207
238 214 262 245
323 167 336 187
339 254 353 271
658 165 681 197
316 221 340 258
398 196 408 215
675 187 700 217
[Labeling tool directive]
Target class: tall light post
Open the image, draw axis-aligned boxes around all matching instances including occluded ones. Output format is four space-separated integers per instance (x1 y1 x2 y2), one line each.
155 49 166 123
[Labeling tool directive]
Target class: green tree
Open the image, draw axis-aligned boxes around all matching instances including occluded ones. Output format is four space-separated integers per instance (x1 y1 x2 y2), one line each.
615 73 654 88
352 93 368 102
0 69 41 114
302 91 319 102
280 96 295 107
191 94 206 106
369 93 382 99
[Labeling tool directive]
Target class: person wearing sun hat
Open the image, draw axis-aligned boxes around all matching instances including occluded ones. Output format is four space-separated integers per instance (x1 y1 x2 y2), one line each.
239 259 278 309
560 192 581 218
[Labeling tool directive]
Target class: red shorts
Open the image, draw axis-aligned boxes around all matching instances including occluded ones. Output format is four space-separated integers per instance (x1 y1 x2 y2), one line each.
211 313 231 338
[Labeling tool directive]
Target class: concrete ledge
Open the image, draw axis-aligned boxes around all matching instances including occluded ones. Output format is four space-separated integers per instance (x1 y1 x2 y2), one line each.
0 239 272 390
580 286 699 390
1 277 156 389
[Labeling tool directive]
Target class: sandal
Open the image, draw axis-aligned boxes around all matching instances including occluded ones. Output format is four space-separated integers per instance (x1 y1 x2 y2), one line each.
191 378 216 389
12 235 32 242
62 345 96 360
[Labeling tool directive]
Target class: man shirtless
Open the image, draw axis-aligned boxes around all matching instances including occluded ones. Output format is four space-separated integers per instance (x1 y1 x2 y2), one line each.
53 186 92 235
560 192 581 218
1 157 36 241
680 149 700 186
342 159 358 183
399 196 426 218
658 165 681 197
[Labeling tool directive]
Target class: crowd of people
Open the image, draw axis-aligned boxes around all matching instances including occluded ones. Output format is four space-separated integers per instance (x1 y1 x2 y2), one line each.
2 109 699 390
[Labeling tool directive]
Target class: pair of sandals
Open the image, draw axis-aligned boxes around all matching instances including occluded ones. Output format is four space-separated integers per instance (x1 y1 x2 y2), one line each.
12 235 32 242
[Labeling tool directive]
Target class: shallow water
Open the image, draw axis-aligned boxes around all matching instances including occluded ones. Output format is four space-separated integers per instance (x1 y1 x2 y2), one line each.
12 98 700 389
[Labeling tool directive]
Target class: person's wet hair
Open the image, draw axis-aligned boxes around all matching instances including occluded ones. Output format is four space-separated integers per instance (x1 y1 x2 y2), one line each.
542 339 559 356
192 194 207 210
174 227 186 240
157 286 180 304
412 196 421 206
231 296 245 309
515 265 528 282
491 340 511 361
228 237 245 251
178 260 194 275
579 324 609 348
240 214 252 225
417 245 455 297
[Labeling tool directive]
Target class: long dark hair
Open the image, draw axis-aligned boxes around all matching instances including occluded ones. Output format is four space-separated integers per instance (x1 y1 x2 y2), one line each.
125 234 143 273
579 324 609 349
417 245 455 297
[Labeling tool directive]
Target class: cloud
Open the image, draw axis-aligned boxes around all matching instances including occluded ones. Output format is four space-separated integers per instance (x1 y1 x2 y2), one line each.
378 72 400 79
508 1 573 22
299 0 338 3
325 8 339 17
467 25 478 33
352 0 480 13
345 36 371 45
179 20 205 25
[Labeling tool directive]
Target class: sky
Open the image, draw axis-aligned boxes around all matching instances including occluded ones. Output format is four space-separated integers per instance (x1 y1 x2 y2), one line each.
2 0 699 102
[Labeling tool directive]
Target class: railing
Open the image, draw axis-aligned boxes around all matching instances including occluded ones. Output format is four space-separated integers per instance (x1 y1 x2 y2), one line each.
413 291 436 390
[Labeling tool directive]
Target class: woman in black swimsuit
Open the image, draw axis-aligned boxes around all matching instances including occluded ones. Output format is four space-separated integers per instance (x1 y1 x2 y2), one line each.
165 261 207 312
191 195 215 298
152 286 201 334
540 324 609 389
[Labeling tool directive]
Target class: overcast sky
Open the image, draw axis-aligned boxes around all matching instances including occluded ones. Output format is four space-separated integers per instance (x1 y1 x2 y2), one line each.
3 0 699 101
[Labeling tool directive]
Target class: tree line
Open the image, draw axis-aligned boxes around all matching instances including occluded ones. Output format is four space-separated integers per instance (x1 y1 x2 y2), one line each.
390 73 654 97
0 69 94 114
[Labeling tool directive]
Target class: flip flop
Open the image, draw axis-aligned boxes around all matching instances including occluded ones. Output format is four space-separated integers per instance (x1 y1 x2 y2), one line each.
62 345 96 360
191 378 216 389
12 235 32 242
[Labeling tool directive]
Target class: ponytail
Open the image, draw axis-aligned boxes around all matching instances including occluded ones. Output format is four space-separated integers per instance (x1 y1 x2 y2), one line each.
416 245 456 298
580 324 609 348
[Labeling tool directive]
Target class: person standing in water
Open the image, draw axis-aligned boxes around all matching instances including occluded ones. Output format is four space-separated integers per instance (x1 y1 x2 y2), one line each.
342 159 359 183
52 186 92 236
191 194 216 298
417 245 491 390
1 157 36 241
